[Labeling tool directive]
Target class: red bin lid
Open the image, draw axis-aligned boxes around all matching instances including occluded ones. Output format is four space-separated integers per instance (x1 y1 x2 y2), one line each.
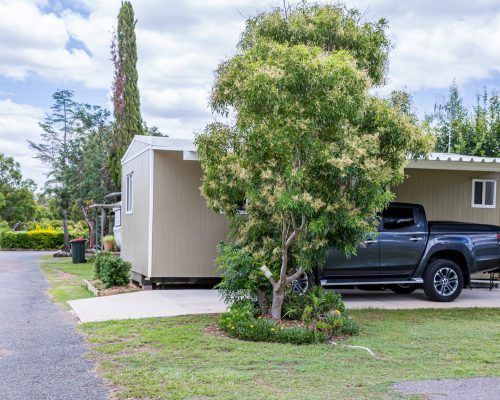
70 238 87 243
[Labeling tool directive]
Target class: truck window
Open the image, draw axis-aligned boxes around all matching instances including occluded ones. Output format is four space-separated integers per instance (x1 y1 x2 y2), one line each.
382 207 415 230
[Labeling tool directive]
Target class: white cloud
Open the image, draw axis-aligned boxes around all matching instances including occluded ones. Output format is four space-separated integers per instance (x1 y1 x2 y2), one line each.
1 0 500 186
344 0 500 91
0 98 47 187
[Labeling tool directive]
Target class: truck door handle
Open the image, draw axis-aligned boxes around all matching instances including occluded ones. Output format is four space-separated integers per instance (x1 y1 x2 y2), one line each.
410 236 423 242
364 239 378 244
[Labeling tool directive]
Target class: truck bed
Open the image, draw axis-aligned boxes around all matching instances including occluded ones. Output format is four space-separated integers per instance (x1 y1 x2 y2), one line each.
429 221 500 232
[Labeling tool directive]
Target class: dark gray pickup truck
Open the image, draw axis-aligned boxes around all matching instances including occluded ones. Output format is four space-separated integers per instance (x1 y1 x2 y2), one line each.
298 203 500 301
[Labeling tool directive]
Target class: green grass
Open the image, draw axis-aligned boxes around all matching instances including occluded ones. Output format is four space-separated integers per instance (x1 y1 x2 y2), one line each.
81 308 500 399
39 255 94 306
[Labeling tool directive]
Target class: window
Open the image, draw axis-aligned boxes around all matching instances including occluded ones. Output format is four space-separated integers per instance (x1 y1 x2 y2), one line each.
114 208 121 227
472 179 496 208
126 173 133 214
381 206 415 230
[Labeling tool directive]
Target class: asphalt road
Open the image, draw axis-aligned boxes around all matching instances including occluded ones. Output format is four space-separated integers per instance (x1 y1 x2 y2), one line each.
0 251 108 400
394 377 500 399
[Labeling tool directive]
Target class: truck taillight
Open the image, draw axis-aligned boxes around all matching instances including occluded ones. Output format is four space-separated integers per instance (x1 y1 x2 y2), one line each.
497 233 500 243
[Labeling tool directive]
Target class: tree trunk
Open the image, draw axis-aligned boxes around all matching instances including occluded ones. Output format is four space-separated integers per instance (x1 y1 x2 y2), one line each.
82 206 95 249
62 209 70 252
257 288 267 314
270 284 285 320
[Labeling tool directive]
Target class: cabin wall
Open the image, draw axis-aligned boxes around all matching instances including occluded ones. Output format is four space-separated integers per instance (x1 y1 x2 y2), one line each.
121 149 151 276
151 151 228 278
394 168 500 225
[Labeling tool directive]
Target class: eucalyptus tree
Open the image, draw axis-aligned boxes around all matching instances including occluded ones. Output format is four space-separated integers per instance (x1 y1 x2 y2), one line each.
431 84 500 156
196 3 433 319
29 90 80 251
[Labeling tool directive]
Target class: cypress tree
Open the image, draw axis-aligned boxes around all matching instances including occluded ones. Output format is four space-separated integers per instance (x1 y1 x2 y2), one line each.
110 1 142 188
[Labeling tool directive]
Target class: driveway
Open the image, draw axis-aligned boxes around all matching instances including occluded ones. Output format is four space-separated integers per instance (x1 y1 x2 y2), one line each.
337 287 500 309
0 251 108 400
69 285 500 323
393 377 500 399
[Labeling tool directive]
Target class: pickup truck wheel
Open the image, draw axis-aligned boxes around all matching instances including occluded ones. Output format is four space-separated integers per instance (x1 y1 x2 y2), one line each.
423 259 463 302
290 272 310 295
390 284 417 294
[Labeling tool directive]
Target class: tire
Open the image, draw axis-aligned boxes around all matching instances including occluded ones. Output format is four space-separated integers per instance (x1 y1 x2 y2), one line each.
290 272 310 295
423 259 464 302
390 284 418 294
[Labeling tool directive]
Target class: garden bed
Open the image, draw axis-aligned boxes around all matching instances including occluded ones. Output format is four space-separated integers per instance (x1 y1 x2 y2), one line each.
83 279 139 297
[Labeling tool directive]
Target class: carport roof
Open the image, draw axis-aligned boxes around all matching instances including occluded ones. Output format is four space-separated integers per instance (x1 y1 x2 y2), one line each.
125 136 500 172
408 152 500 172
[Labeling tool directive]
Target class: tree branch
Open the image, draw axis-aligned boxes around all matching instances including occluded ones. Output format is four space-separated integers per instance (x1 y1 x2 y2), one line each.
285 213 306 248
285 267 304 284
260 265 277 287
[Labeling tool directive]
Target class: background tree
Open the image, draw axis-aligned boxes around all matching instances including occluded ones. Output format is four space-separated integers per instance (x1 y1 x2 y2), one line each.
109 1 143 188
66 105 116 247
430 83 500 156
196 4 433 319
0 154 36 226
432 82 469 153
29 90 80 251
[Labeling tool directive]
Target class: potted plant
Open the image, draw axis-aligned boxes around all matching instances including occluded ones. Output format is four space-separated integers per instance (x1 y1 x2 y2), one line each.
103 235 116 251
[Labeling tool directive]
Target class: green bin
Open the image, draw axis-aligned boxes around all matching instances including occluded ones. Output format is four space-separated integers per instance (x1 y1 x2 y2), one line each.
70 238 87 264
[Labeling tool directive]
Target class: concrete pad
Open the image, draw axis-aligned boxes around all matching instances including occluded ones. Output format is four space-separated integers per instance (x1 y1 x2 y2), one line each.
68 290 227 323
68 287 500 323
337 288 500 309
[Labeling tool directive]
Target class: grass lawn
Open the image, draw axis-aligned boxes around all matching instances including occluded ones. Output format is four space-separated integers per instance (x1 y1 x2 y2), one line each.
81 308 500 400
39 255 95 306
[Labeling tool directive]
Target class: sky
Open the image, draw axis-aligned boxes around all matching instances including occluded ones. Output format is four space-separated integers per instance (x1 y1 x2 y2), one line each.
1 0 500 188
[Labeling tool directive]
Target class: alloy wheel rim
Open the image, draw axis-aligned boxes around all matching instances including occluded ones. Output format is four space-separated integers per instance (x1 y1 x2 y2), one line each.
433 267 459 296
291 273 309 294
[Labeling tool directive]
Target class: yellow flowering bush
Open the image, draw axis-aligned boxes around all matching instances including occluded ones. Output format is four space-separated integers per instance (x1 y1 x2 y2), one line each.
0 228 65 249
219 300 326 344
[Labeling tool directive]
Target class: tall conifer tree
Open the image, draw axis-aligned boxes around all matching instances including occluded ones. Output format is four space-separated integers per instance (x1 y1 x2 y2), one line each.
110 1 142 187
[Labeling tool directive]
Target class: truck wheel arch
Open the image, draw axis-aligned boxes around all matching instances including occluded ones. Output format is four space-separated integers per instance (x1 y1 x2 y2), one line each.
426 250 470 287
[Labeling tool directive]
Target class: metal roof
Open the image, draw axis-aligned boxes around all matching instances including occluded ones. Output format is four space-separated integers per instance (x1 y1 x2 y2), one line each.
408 152 500 172
424 152 500 164
133 135 196 151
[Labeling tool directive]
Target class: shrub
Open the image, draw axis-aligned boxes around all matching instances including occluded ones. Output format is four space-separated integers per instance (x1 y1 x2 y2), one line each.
219 301 326 345
0 220 10 234
282 286 359 336
69 221 87 238
94 251 131 288
215 243 270 307
21 219 88 239
283 286 345 321
0 229 65 249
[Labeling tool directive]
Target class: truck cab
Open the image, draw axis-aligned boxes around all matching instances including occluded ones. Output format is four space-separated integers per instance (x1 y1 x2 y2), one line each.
311 203 500 301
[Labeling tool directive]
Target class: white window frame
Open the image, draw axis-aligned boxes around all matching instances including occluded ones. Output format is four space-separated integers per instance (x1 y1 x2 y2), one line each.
471 179 496 209
126 172 134 214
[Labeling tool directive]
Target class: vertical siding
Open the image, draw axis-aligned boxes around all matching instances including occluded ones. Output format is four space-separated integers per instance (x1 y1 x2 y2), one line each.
394 169 500 225
151 151 229 278
121 150 151 276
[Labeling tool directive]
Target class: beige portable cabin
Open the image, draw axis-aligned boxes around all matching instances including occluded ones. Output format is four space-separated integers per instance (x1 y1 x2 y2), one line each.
121 136 500 287
120 136 228 287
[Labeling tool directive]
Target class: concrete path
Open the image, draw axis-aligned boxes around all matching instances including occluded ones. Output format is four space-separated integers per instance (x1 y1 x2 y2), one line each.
69 286 500 323
393 377 500 399
0 251 108 400
69 289 228 323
